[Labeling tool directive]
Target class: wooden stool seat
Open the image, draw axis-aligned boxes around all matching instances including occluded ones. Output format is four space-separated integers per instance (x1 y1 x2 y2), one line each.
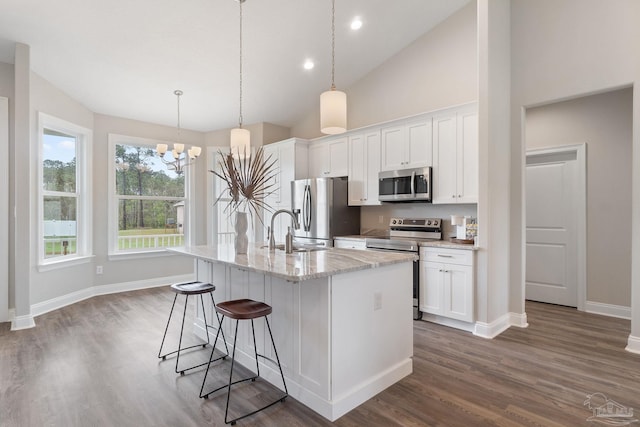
215 299 272 320
171 281 215 295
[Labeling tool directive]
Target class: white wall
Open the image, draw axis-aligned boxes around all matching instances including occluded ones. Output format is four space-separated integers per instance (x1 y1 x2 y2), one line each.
290 1 478 139
526 88 633 307
0 62 13 322
509 0 640 347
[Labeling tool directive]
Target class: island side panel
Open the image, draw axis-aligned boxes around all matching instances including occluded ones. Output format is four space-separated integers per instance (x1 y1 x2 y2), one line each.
330 261 413 419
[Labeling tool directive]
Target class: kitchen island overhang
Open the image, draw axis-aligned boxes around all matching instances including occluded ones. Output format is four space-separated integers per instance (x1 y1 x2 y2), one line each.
169 244 416 421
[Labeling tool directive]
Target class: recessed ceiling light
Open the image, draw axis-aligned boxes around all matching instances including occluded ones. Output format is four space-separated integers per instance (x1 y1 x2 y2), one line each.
303 59 315 70
350 17 363 30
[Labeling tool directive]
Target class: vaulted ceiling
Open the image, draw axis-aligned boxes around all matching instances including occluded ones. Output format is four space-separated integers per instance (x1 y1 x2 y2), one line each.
0 0 470 131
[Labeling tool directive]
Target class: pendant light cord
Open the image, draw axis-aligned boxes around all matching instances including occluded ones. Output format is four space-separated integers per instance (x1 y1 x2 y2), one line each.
238 0 244 128
330 0 336 91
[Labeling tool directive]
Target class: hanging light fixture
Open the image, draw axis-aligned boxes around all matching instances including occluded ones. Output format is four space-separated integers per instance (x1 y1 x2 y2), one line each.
320 0 347 135
156 90 201 175
230 0 250 159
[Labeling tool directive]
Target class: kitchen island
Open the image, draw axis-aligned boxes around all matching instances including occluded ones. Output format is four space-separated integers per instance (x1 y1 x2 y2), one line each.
169 244 416 421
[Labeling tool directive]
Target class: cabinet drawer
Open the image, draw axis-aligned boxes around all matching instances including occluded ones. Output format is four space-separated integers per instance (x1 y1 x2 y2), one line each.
334 238 367 250
420 247 472 265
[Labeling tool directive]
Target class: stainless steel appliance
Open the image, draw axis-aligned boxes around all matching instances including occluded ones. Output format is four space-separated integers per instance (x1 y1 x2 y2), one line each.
366 218 442 320
378 167 432 202
291 177 360 247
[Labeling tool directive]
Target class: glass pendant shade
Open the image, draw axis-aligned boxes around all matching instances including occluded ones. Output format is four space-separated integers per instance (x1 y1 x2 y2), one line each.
320 89 347 135
230 127 250 159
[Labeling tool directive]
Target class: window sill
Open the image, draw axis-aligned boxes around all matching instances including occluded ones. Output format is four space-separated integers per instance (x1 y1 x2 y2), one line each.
108 249 180 262
38 255 95 272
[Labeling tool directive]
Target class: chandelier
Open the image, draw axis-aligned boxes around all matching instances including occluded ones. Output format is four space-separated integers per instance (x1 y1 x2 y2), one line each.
156 90 201 175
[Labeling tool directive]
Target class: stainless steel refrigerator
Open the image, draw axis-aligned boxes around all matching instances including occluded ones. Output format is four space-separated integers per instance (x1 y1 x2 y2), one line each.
291 177 360 247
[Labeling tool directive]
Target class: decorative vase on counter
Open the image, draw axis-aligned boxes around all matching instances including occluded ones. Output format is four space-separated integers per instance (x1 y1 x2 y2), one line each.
234 211 249 254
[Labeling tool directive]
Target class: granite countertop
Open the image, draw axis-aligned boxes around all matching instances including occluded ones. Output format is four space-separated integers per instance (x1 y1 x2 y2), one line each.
169 244 418 282
334 235 478 251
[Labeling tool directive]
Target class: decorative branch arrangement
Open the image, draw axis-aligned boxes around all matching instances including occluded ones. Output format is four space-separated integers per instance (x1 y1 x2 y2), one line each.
210 147 278 226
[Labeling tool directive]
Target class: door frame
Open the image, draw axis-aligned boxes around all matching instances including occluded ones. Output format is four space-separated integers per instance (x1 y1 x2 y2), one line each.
1 97 8 323
525 143 587 311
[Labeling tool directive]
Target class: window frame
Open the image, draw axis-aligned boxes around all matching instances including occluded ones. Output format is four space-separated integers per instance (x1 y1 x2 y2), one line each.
37 112 93 270
108 133 195 259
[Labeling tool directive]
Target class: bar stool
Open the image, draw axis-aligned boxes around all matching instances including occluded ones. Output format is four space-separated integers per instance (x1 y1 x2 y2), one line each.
200 298 288 425
158 281 228 375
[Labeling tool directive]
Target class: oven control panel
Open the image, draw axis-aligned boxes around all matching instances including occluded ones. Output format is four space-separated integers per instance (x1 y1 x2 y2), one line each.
389 217 441 228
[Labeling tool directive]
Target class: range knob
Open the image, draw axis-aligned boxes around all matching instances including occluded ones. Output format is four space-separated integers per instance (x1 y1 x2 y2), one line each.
391 219 397 225
427 220 432 225
398 219 403 225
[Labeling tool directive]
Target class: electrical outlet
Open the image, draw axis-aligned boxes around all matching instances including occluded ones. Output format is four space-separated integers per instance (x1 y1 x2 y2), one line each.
374 292 382 311
96 265 103 275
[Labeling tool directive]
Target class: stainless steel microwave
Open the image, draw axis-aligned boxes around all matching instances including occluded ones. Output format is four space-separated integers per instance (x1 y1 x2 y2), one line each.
378 167 432 202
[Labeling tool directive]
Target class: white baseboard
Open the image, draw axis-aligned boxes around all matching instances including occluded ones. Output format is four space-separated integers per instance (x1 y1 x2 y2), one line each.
474 313 511 339
11 313 35 330
30 273 195 319
585 301 631 320
509 311 529 328
420 313 475 333
626 335 640 354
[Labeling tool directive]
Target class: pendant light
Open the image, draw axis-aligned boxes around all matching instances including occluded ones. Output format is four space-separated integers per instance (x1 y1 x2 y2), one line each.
230 0 250 159
320 0 347 135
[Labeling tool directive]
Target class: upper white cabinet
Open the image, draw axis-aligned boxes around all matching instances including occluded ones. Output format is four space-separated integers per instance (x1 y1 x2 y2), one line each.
308 137 348 178
262 138 309 208
432 105 478 204
348 131 381 206
380 118 432 172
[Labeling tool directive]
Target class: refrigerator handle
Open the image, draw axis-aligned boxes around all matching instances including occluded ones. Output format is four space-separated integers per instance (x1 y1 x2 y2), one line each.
304 184 312 231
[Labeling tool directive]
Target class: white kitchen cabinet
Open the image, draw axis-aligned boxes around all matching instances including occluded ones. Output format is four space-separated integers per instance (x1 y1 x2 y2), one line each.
380 118 432 172
419 247 474 323
333 237 367 249
263 138 308 242
432 105 478 204
348 131 381 206
262 138 309 208
308 137 348 178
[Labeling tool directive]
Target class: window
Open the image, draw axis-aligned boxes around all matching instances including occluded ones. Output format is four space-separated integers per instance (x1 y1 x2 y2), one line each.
38 113 92 268
109 134 191 256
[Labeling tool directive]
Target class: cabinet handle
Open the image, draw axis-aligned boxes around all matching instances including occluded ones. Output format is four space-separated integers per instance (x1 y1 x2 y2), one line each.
439 269 443 272
458 195 462 198
452 195 456 198
437 254 453 258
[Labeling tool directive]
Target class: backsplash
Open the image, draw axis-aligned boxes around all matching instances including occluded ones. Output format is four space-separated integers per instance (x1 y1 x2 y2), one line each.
360 203 478 238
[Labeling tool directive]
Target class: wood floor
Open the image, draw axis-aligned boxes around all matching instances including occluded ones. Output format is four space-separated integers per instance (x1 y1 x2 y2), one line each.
2 287 639 426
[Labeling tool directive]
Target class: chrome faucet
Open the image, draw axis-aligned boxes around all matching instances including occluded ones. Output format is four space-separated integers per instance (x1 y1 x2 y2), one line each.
269 209 300 250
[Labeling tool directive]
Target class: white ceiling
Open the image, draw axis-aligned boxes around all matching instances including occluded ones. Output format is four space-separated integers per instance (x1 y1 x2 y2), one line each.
0 0 470 132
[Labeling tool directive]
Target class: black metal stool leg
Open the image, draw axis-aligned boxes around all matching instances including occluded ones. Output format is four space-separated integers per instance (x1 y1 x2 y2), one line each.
200 314 226 399
210 292 230 356
265 316 289 396
224 319 241 425
175 295 190 375
158 293 179 359
250 319 260 379
200 294 210 347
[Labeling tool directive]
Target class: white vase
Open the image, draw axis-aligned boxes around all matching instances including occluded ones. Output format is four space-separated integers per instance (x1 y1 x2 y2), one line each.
234 211 249 254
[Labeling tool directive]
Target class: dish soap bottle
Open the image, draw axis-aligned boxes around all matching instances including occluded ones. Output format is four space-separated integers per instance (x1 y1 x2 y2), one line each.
285 226 293 254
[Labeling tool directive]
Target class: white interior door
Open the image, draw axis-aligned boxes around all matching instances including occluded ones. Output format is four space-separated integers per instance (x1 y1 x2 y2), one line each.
526 150 579 307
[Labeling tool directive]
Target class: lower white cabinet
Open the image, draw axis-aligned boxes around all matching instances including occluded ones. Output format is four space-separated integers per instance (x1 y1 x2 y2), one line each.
419 247 474 323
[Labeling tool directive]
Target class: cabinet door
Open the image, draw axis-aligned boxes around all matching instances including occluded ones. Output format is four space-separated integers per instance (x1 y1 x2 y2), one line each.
327 138 348 177
348 134 365 206
456 110 478 203
420 261 444 315
263 144 281 205
405 120 432 169
278 142 296 206
432 114 458 204
380 126 406 171
442 264 474 322
308 142 328 177
364 132 381 205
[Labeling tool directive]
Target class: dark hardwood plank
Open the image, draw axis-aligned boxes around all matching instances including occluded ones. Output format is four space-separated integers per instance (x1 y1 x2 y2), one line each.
1 289 639 426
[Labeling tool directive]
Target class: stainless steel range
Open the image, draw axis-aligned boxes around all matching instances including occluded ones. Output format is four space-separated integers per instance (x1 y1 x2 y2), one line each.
366 218 442 320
